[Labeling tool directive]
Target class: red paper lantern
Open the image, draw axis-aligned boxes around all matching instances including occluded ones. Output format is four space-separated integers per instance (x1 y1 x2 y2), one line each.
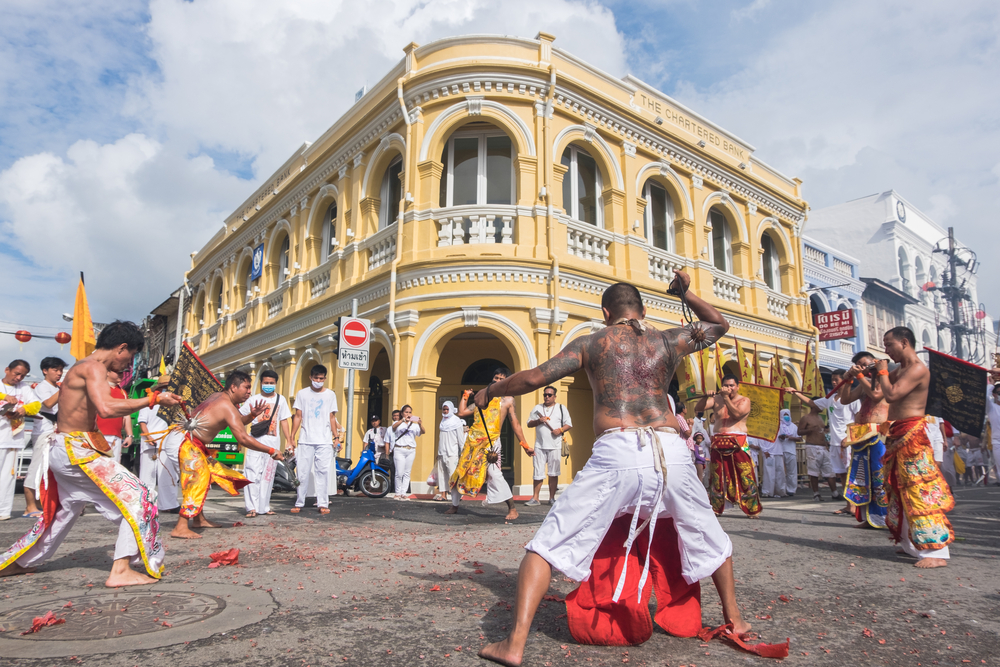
921 281 936 292
975 310 987 320
55 331 71 345
14 330 31 343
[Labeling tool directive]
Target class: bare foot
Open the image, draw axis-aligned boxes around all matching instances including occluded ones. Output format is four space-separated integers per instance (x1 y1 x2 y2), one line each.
444 505 459 515
478 638 522 667
0 563 36 577
505 508 519 521
105 567 158 587
190 515 220 529
730 618 752 636
914 558 947 569
170 520 202 539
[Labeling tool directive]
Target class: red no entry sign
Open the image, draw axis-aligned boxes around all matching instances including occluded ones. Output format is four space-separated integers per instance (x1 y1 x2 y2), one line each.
342 320 368 347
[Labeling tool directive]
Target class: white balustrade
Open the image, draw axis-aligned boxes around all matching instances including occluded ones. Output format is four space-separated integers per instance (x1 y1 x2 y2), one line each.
647 247 685 283
712 271 743 304
839 340 855 355
235 314 247 334
566 218 612 265
435 206 516 246
832 257 853 277
266 293 284 319
310 270 330 300
766 291 790 319
364 224 397 271
804 245 826 265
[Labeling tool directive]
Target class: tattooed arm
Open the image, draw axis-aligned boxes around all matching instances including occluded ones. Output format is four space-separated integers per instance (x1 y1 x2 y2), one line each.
668 270 729 357
474 339 584 409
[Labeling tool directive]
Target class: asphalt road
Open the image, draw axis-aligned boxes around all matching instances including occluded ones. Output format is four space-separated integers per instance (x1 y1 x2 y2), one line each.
1 484 997 666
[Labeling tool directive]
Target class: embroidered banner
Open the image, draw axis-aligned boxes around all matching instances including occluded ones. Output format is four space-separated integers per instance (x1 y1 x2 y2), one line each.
737 382 784 442
926 348 987 437
159 342 223 426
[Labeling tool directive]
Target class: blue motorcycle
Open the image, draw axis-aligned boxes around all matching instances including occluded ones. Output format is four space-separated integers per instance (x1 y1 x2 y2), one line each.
335 445 392 498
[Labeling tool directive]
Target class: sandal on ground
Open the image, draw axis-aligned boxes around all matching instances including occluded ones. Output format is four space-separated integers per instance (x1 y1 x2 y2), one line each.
21 511 43 519
832 508 851 515
245 511 257 518
813 493 824 501
318 508 331 514
263 511 276 515
290 507 301 514
432 494 444 501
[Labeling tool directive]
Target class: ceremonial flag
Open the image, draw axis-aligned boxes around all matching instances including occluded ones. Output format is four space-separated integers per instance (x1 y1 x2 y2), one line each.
70 273 96 361
676 355 700 402
770 347 789 388
697 346 714 394
715 344 725 390
926 348 988 436
159 355 168 376
802 341 821 397
753 344 766 386
737 382 784 441
735 338 754 383
159 342 223 426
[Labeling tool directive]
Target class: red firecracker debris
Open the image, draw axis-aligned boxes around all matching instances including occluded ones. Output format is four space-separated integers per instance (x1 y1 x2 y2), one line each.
209 548 240 567
21 611 65 635
429 585 441 592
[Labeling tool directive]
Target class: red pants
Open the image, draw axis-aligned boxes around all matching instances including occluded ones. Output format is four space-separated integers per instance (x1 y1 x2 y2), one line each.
566 514 702 646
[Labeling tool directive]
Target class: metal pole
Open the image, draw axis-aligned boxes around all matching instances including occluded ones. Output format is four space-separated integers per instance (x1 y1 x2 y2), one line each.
344 298 358 459
948 227 964 360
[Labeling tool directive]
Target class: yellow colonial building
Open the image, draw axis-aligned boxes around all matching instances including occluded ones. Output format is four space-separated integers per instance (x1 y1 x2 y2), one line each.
179 33 813 495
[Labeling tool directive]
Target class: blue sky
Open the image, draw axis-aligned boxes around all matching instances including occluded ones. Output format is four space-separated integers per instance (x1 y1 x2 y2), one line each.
1 0 997 370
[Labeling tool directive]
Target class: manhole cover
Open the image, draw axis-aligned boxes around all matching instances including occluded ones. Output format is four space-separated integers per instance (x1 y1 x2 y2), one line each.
0 590 225 640
0 584 274 659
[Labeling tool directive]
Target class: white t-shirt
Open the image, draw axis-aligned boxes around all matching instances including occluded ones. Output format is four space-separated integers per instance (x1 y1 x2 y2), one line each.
986 385 1000 446
1 380 38 450
530 403 572 451
241 393 292 450
293 388 338 445
363 427 391 453
138 404 169 452
812 396 859 447
30 380 60 443
392 418 422 449
925 416 945 463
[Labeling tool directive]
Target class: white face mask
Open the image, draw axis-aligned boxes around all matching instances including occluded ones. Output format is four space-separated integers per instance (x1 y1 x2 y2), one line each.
312 380 324 390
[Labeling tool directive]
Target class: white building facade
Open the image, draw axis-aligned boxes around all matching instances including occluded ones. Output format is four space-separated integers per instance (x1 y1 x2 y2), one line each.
808 191 996 364
801 235 865 374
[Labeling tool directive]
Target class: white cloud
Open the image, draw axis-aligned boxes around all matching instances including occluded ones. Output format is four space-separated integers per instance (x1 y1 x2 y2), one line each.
731 0 772 23
0 0 626 366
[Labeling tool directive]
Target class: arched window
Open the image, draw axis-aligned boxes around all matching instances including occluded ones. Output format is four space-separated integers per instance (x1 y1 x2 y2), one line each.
277 235 290 283
897 247 911 292
561 146 602 226
709 208 733 273
642 179 675 252
809 294 825 318
379 156 403 229
439 129 514 207
921 329 931 350
215 280 224 321
323 202 338 257
195 292 206 328
244 261 257 305
761 232 781 290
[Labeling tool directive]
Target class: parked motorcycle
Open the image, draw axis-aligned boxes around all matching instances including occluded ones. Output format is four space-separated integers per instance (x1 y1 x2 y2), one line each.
336 446 392 498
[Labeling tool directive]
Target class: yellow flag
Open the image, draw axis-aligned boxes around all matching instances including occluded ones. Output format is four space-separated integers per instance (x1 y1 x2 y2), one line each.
676 355 699 402
159 355 167 376
735 339 754 383
802 341 821 397
770 347 790 389
697 347 714 394
753 344 766 386
737 383 784 441
70 275 96 360
714 345 725 390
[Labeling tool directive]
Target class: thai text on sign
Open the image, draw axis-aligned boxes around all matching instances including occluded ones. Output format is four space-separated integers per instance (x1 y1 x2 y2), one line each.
814 310 855 341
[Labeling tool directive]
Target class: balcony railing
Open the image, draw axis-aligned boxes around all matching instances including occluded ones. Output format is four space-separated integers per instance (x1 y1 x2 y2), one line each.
566 218 612 265
804 245 826 265
832 257 853 277
647 247 685 283
235 313 247 334
766 291 791 319
839 340 855 355
712 270 743 304
436 205 516 246
266 292 284 319
310 270 331 300
364 224 397 271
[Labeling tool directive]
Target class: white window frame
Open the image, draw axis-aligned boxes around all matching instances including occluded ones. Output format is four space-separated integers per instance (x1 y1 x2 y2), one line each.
761 233 781 291
277 235 290 283
642 179 675 252
322 201 338 257
562 145 604 227
441 129 515 207
708 209 733 273
379 156 403 229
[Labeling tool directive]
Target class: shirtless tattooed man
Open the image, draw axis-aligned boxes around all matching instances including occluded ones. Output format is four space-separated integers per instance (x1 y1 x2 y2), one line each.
696 375 761 517
171 370 283 539
476 272 756 667
0 321 184 587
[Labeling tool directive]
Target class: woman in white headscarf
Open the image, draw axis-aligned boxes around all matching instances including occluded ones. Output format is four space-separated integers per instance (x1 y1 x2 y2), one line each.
433 401 465 501
764 409 799 498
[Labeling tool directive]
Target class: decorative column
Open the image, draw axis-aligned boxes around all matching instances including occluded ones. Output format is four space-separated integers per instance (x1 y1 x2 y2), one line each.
406 375 442 495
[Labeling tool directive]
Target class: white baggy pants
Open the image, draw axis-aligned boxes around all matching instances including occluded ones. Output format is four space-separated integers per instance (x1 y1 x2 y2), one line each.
0 448 18 519
451 440 513 506
783 450 798 495
295 443 333 509
243 449 277 514
138 448 158 494
393 447 415 496
526 430 732 589
762 453 787 497
436 454 458 493
156 431 183 511
899 513 950 560
16 438 141 568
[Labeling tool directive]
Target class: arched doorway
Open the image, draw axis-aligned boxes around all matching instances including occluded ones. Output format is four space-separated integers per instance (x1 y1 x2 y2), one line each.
436 334 517 488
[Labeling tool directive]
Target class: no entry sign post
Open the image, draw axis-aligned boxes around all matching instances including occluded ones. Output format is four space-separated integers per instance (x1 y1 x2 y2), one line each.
338 301 370 458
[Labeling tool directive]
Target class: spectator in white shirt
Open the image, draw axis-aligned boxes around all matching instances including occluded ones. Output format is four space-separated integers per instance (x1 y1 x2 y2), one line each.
241 370 292 517
391 405 423 500
290 364 340 514
1 360 40 521
362 414 392 461
22 356 66 518
525 386 572 506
